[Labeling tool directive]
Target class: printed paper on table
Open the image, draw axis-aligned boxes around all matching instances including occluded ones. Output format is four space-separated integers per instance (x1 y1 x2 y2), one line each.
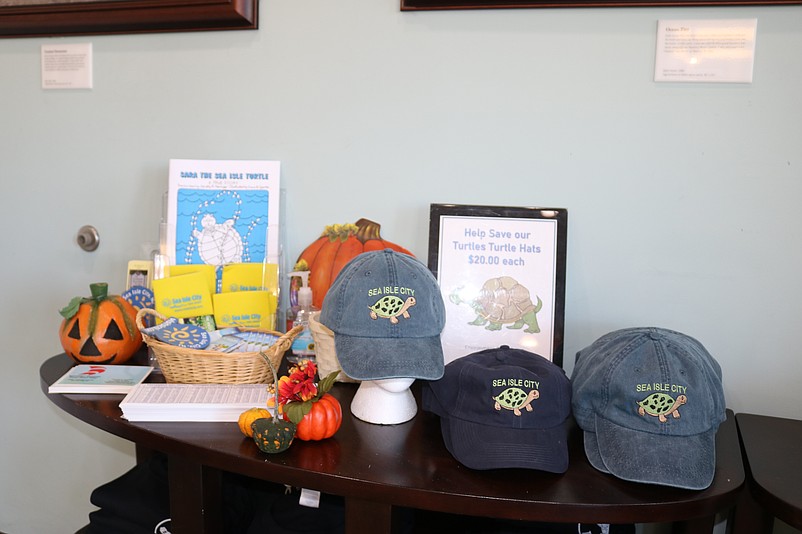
48 364 153 394
166 160 281 270
119 383 272 422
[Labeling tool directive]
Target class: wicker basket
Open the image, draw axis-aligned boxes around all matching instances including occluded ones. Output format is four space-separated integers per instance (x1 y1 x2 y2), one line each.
136 308 302 384
308 311 359 383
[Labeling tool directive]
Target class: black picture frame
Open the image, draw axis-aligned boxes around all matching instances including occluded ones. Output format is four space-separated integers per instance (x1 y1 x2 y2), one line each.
402 0 800 8
0 0 257 38
428 203 567 367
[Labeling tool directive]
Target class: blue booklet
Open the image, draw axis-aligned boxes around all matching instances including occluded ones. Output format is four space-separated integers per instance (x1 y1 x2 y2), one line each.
48 364 153 394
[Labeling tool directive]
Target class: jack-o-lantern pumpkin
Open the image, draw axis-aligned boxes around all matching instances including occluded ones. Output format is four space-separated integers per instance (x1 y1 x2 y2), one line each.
58 282 142 365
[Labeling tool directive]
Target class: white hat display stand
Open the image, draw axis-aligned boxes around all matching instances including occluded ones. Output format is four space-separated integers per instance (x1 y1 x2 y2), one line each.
350 377 417 425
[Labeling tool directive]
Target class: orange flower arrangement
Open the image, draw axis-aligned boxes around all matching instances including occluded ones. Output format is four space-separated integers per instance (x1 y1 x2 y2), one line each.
277 359 318 405
268 360 340 426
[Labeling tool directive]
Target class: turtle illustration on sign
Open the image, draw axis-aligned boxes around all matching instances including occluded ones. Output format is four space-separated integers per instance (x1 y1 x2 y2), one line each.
493 387 539 416
368 296 416 324
637 393 687 423
449 276 542 333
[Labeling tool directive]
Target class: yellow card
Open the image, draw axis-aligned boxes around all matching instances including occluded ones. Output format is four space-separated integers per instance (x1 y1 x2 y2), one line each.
221 263 279 295
213 291 277 330
166 264 217 295
152 272 214 319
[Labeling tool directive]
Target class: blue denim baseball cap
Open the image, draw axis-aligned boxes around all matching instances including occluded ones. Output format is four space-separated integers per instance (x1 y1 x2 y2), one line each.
423 346 571 472
319 249 446 381
571 327 726 490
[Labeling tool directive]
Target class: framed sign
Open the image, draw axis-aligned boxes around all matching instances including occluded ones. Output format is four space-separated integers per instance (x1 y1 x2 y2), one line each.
428 204 567 367
0 0 257 38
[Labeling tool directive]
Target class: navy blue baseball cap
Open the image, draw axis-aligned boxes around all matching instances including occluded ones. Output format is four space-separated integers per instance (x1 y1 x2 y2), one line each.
319 249 446 381
423 346 571 472
571 327 726 490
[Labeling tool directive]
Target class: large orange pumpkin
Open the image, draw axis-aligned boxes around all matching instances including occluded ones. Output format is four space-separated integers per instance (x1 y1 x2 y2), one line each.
58 282 142 365
293 393 343 441
295 218 414 309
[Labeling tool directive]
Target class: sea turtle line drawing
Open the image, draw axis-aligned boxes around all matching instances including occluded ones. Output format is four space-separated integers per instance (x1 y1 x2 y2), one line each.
450 276 542 333
493 388 539 416
637 393 687 422
368 296 416 324
181 189 265 266
192 213 244 266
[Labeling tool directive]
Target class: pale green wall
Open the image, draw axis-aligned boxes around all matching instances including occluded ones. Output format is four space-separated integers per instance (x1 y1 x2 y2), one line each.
2 1 801 532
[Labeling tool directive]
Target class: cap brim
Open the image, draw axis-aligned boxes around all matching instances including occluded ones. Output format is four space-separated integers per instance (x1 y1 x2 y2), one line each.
333 333 444 381
582 430 611 474
439 415 569 473
586 415 717 490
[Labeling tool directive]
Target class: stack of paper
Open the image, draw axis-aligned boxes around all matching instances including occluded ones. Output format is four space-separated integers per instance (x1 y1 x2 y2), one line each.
119 383 272 422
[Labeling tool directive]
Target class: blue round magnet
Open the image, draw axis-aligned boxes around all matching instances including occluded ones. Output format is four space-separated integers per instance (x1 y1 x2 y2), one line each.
153 321 210 349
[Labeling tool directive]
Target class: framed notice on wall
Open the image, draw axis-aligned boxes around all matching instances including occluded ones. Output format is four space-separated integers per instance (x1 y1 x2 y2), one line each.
428 204 567 367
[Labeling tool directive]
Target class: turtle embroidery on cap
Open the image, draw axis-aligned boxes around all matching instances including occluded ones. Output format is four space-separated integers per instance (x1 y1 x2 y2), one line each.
637 393 687 423
368 295 416 324
493 387 539 416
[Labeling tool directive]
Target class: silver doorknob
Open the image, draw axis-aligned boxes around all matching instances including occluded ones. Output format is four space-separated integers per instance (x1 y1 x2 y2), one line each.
76 225 100 251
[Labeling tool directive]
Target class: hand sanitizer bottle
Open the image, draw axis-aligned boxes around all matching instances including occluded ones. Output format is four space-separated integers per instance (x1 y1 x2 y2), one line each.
288 271 316 363
285 274 300 332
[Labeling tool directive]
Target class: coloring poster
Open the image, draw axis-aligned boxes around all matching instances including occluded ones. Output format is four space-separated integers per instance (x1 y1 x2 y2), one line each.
166 159 281 269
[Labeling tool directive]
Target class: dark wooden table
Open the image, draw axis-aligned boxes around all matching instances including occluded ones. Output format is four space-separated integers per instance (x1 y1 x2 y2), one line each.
731 413 802 533
41 353 744 534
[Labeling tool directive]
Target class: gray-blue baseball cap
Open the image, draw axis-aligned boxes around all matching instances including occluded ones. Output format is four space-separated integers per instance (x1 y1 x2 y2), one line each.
423 346 571 472
319 249 446 381
571 327 726 490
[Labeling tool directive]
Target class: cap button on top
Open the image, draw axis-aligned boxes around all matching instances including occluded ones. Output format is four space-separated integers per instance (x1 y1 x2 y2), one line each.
491 346 511 362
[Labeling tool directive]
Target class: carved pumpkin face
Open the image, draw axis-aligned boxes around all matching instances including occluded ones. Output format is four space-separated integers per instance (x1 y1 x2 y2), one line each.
58 283 142 365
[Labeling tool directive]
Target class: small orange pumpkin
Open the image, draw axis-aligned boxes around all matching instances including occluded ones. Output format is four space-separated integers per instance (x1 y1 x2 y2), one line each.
58 282 142 365
293 393 343 441
295 218 414 309
238 407 272 438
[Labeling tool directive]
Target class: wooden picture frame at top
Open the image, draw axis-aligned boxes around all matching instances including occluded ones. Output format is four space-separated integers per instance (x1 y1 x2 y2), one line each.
0 0 257 38
428 203 567 368
402 0 801 8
